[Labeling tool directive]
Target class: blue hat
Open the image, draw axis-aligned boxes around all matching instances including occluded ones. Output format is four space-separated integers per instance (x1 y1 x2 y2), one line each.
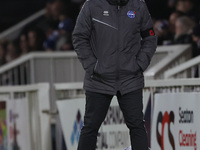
43 31 59 50
58 19 75 32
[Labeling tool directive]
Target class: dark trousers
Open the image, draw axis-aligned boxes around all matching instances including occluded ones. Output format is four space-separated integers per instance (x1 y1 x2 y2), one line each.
77 89 148 150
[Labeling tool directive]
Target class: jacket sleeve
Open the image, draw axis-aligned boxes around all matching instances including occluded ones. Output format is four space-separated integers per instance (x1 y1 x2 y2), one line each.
72 1 96 75
136 1 157 72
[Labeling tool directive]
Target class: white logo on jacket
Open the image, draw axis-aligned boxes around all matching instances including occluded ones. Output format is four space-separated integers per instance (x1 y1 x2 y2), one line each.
103 11 109 16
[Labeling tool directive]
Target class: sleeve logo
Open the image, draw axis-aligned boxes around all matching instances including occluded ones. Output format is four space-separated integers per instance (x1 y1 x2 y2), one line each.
149 29 155 36
127 11 136 19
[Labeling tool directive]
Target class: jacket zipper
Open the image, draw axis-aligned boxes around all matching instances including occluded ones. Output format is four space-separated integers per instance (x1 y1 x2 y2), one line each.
116 5 120 91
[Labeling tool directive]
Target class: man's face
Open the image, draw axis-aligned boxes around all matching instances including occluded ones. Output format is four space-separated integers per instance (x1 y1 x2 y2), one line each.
28 31 36 47
20 35 28 50
0 45 5 59
176 0 194 13
176 1 185 12
192 35 200 43
184 1 194 12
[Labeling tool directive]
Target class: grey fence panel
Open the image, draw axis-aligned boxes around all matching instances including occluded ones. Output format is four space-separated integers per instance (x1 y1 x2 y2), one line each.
34 58 53 83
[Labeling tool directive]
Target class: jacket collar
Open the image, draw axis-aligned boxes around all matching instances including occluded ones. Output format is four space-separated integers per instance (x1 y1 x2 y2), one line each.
106 0 129 6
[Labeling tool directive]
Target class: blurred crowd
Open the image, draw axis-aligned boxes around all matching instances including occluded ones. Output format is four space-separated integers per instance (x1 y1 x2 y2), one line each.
0 0 200 67
0 0 82 66
150 0 200 57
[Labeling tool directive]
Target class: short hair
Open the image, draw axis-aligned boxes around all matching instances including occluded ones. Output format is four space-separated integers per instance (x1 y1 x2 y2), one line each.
176 16 195 35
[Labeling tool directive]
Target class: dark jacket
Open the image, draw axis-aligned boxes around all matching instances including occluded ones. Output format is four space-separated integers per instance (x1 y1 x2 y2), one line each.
72 0 157 95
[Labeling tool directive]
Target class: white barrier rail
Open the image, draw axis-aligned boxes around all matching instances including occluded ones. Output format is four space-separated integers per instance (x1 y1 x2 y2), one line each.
0 52 84 86
55 78 200 119
0 83 51 150
55 78 200 97
164 55 200 79
0 52 77 74
145 44 192 79
0 45 192 86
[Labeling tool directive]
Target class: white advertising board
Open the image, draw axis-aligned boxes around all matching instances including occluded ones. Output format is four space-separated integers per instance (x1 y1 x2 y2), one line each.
57 91 151 150
8 98 31 150
0 99 31 150
151 93 200 150
57 97 130 150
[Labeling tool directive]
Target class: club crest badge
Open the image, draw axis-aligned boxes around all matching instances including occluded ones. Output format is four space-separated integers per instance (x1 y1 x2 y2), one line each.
127 11 136 19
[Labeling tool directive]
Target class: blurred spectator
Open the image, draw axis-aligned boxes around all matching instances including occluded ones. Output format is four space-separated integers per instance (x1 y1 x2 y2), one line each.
19 34 29 56
44 4 75 51
0 40 7 66
173 16 195 44
58 12 75 34
176 0 187 13
44 18 74 51
5 41 19 63
44 0 69 30
176 0 200 22
43 31 59 51
192 25 200 57
191 24 200 77
169 11 184 34
193 25 200 46
56 19 74 50
56 12 75 50
154 20 173 45
51 0 64 21
27 28 45 51
168 0 177 9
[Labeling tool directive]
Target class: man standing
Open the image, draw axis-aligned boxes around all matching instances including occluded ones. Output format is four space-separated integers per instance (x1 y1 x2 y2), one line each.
72 0 157 149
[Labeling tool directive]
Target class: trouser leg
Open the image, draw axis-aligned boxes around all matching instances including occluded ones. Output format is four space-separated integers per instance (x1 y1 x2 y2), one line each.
77 91 113 150
117 89 148 150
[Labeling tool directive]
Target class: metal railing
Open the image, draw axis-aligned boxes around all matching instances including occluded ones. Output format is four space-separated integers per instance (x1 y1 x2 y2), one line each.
0 83 51 150
0 52 84 86
144 44 192 79
0 45 192 86
164 55 200 79
54 78 200 112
